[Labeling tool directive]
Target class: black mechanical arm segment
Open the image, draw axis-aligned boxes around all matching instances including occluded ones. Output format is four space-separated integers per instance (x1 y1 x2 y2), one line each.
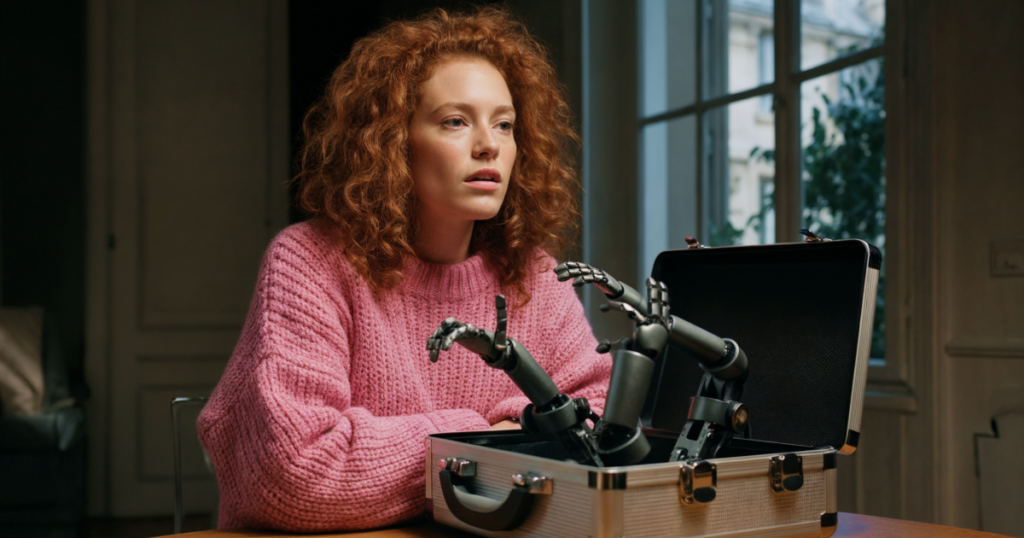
590 278 680 465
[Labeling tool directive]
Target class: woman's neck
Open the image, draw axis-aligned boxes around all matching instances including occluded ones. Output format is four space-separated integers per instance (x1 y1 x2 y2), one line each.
413 212 475 265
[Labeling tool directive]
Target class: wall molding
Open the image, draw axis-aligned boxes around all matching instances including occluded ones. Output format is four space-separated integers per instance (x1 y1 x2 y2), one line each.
945 339 1024 359
864 381 919 414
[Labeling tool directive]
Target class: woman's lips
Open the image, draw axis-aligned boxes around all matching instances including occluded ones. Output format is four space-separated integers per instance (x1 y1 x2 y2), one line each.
464 167 502 191
465 179 501 191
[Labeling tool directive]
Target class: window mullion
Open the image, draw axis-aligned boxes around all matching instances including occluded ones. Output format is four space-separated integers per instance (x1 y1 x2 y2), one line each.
695 0 704 240
773 0 802 243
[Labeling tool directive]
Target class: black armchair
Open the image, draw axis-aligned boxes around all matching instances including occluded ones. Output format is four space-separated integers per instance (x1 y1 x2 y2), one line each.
0 308 87 538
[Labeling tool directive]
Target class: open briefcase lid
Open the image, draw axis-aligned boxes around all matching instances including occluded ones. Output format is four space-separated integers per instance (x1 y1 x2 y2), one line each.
642 239 882 454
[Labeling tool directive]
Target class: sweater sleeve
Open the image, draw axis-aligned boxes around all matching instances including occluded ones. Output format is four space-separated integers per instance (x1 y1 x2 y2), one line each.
197 230 489 532
485 259 612 424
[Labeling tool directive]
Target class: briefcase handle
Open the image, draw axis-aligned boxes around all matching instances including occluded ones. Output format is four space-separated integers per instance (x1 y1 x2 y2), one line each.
438 459 551 531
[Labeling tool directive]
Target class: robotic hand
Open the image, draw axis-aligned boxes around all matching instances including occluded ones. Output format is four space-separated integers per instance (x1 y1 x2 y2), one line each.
427 295 603 467
552 262 649 316
555 261 750 464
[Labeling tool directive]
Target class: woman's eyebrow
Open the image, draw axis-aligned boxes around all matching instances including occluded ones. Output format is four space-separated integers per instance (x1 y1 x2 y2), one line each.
432 101 516 116
493 104 516 116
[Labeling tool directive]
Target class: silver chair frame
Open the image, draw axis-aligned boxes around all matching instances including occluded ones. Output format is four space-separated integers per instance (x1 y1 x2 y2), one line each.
171 396 210 534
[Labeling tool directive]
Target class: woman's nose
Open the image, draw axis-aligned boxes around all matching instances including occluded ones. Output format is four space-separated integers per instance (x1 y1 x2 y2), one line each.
472 127 499 160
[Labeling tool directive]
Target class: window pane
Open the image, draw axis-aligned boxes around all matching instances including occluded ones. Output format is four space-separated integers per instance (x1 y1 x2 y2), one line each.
641 0 697 117
640 116 698 277
800 58 885 359
702 0 775 100
800 0 884 71
701 95 776 246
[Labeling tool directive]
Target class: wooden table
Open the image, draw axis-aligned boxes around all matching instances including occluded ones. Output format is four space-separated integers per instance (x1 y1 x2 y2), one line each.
164 513 1012 538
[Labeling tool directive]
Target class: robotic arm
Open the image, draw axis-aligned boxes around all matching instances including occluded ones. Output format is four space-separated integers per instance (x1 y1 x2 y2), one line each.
555 262 750 463
426 259 751 467
427 296 604 467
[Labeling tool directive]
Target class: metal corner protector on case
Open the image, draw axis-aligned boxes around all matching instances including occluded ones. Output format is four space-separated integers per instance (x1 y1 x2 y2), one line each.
842 242 880 454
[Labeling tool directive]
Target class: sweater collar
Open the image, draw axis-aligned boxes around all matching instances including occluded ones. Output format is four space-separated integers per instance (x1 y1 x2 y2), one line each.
401 253 494 300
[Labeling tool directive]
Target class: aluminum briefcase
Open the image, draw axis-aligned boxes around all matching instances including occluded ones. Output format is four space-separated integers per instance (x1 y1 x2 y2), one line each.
426 239 881 538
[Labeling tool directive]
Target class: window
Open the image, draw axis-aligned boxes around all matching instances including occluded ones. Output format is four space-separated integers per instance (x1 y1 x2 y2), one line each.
640 0 886 360
758 32 774 114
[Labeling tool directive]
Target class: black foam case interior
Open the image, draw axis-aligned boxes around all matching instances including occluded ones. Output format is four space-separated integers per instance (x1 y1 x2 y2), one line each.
643 240 874 450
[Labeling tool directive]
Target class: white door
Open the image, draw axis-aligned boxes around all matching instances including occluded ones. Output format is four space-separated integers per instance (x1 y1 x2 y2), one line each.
91 0 289 516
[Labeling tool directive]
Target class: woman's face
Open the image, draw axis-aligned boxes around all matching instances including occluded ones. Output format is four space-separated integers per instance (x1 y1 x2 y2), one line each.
409 57 517 226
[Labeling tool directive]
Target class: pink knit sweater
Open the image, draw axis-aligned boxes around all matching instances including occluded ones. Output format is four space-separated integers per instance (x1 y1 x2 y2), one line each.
197 221 611 532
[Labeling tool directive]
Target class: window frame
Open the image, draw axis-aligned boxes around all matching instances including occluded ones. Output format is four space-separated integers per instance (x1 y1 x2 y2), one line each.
635 0 908 389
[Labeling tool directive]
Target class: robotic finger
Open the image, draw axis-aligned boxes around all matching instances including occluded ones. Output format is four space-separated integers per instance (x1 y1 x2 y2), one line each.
493 295 507 354
427 317 463 362
606 300 646 324
554 261 633 304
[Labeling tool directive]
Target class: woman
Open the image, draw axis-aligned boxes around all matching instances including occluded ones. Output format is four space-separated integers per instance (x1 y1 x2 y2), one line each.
198 6 610 532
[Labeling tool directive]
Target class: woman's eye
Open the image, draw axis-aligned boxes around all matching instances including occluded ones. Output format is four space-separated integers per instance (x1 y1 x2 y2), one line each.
442 118 465 128
498 121 513 131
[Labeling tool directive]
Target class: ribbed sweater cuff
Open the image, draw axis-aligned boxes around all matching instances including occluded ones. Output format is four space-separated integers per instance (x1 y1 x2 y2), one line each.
426 409 491 434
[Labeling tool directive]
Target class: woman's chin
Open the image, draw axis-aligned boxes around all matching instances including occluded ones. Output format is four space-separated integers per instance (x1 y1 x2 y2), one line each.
471 209 503 222
451 204 503 223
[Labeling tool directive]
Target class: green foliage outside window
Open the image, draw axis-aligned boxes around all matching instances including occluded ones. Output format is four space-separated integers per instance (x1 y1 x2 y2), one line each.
741 59 887 359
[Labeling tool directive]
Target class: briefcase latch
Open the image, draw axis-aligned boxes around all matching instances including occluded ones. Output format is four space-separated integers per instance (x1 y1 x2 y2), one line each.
679 461 717 504
769 454 804 492
438 457 477 478
512 473 554 495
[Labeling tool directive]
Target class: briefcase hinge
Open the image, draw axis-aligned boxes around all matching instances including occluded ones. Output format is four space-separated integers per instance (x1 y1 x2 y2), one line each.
679 461 717 504
684 236 709 249
799 229 832 242
438 457 477 478
769 453 804 492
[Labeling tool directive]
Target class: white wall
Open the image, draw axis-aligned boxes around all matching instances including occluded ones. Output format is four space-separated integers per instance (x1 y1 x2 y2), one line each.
931 0 1024 530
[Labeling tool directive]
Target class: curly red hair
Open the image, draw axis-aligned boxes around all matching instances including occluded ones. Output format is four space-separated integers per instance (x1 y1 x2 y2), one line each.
294 6 581 303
